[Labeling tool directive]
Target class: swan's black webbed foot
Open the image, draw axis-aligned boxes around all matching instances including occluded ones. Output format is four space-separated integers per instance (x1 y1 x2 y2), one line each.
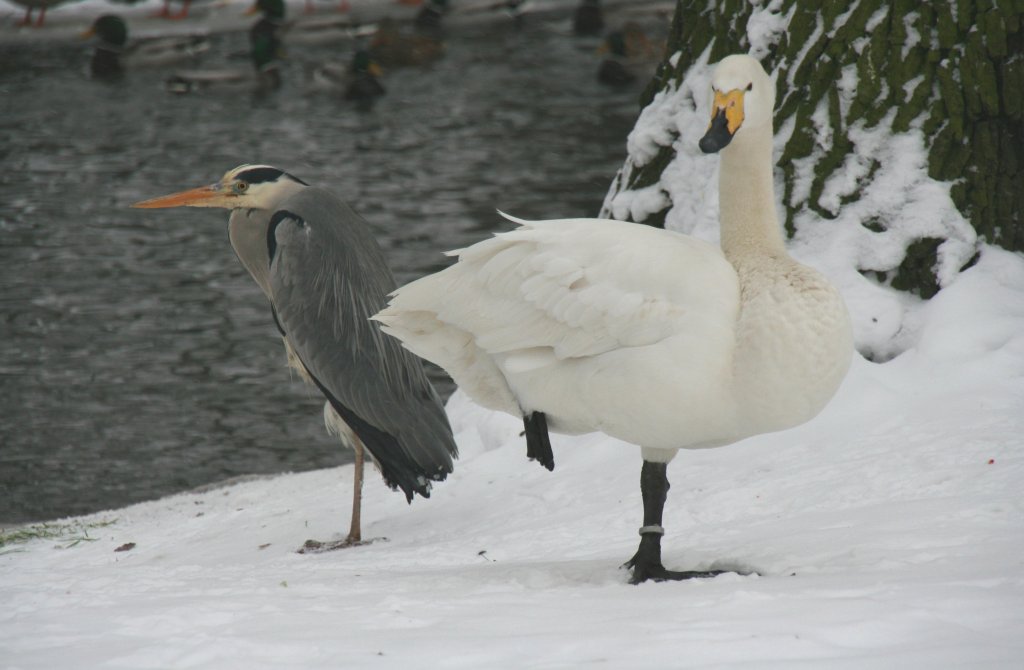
624 532 728 584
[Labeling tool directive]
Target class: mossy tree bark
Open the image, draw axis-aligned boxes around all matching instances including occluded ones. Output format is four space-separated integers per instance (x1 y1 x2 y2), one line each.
613 0 1022 298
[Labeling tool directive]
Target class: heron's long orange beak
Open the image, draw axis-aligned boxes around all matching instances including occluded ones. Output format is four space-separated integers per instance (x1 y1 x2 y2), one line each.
132 184 223 209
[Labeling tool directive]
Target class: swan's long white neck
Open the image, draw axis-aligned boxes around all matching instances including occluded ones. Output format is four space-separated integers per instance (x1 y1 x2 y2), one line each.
717 125 787 261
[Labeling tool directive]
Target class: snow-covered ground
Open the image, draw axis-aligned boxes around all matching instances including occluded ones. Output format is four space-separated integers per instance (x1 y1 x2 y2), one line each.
2 250 1023 668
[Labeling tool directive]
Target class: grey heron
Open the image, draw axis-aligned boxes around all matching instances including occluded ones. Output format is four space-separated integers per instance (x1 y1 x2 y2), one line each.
374 55 853 583
133 165 458 548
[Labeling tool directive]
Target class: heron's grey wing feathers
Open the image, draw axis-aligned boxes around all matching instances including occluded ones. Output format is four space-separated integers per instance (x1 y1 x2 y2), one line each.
267 188 457 501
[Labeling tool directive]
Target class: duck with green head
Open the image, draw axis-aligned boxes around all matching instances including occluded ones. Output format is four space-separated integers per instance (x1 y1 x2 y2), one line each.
249 0 286 85
84 14 127 80
165 0 284 94
345 50 385 105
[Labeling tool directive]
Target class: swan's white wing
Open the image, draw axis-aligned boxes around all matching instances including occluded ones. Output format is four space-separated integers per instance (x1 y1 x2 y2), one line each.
375 216 740 416
462 215 738 359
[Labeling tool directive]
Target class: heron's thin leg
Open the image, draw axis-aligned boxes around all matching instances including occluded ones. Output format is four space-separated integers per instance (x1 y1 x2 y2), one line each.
348 439 365 544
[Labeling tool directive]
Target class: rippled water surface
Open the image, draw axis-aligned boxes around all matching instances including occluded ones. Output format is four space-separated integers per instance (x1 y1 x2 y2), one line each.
0 13 650 522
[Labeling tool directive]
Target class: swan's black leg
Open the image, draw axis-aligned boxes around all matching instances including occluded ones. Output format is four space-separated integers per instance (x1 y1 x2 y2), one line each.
523 411 554 471
625 460 728 584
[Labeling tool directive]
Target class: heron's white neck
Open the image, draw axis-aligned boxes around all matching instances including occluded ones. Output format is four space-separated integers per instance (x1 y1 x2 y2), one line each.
717 126 787 262
229 209 273 300
226 178 309 301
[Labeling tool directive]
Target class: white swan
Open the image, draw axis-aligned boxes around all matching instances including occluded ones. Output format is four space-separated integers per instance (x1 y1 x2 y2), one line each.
374 54 853 583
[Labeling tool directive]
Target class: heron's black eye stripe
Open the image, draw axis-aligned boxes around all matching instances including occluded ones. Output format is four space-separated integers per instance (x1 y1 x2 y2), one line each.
236 167 309 186
267 209 303 266
237 167 283 184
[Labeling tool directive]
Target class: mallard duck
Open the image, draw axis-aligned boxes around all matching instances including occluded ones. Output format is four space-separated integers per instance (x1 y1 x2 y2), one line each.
253 0 367 47
373 55 853 583
246 0 287 29
82 14 210 80
309 49 385 107
343 50 386 104
166 2 283 94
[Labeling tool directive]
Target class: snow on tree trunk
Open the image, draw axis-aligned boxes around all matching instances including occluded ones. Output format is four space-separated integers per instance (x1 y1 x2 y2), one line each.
601 0 1021 316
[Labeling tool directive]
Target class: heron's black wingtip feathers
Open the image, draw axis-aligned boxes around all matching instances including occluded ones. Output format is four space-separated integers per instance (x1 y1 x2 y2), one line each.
363 430 455 504
308 371 457 503
381 461 450 504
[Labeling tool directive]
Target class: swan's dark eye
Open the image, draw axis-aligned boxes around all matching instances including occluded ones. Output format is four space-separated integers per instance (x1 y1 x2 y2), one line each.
746 82 753 91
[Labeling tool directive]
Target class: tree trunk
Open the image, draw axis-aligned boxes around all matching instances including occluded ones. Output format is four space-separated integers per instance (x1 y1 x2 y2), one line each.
602 0 1022 299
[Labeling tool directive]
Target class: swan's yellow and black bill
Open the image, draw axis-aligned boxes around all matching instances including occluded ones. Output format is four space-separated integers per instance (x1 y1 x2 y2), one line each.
132 184 225 209
699 89 745 154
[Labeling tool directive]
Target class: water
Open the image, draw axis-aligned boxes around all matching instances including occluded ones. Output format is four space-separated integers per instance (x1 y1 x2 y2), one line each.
0 14 649 523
